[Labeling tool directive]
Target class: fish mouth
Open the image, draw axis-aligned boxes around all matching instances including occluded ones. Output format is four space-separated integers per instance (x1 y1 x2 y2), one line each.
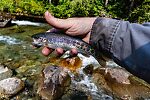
32 38 43 48
32 42 42 48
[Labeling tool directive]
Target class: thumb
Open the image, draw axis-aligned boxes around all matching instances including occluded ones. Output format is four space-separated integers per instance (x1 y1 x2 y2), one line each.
82 32 91 43
44 11 71 30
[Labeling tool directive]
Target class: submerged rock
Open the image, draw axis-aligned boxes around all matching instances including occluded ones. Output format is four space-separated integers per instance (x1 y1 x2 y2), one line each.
0 65 12 81
93 67 150 99
49 57 82 72
15 60 42 76
99 67 131 84
61 89 90 100
38 65 71 100
0 77 24 98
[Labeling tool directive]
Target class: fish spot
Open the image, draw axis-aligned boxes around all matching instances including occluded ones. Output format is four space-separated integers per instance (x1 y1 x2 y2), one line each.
86 47 91 52
90 49 95 54
76 42 80 45
81 43 85 47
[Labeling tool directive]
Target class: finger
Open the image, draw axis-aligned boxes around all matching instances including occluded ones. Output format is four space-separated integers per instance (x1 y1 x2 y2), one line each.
70 48 78 56
44 11 71 30
54 48 64 56
82 32 91 43
42 47 53 56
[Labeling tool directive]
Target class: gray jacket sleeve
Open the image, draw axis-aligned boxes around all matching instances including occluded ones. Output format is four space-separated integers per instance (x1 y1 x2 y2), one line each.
90 17 150 83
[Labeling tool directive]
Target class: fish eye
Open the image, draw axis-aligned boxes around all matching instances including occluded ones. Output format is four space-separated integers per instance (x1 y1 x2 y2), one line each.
43 38 47 43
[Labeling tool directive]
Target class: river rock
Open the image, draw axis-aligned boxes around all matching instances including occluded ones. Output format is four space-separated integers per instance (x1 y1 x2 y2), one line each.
38 65 71 100
0 65 12 81
92 67 150 99
0 77 24 97
83 64 94 75
98 67 131 84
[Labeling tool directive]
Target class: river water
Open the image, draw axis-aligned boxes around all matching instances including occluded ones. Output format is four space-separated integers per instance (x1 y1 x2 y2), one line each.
0 20 112 99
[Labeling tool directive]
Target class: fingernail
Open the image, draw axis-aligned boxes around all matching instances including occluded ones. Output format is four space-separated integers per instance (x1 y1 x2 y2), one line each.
45 11 50 16
54 48 64 56
42 47 52 56
70 48 78 57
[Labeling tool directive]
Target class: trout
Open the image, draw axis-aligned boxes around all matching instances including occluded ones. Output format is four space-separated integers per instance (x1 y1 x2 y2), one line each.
31 32 105 66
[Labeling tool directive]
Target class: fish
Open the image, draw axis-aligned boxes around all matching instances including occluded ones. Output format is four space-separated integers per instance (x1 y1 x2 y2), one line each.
31 32 106 66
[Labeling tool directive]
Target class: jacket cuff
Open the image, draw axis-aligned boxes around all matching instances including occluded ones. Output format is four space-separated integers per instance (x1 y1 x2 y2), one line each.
90 17 120 53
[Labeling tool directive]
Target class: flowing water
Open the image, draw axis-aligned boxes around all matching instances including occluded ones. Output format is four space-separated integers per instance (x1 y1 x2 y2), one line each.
0 21 50 99
0 20 113 99
73 54 113 100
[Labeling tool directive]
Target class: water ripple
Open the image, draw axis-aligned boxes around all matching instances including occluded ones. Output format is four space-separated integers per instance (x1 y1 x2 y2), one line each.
0 35 22 45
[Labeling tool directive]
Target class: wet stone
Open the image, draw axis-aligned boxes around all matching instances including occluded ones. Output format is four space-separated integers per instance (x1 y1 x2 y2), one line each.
0 77 24 98
61 90 89 100
98 67 131 84
83 64 94 75
92 67 150 99
0 65 12 81
38 65 71 100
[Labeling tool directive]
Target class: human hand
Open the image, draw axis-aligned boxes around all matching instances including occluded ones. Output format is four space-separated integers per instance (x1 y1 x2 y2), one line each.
42 11 97 56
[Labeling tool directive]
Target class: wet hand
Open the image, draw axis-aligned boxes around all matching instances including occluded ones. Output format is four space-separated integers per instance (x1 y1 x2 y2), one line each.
42 11 97 56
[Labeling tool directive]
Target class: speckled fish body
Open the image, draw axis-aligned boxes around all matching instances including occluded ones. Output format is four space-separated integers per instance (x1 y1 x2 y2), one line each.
32 32 96 57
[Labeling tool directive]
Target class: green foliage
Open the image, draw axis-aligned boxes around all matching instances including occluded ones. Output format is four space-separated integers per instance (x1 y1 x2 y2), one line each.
0 0 14 12
0 0 46 15
0 0 149 23
47 0 106 18
129 1 150 23
15 0 46 15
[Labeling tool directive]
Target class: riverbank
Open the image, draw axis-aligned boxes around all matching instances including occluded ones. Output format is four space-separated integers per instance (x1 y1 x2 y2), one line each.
0 12 46 23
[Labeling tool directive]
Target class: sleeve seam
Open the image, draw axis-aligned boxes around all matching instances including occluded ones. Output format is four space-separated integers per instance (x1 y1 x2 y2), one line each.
108 20 121 52
90 17 103 45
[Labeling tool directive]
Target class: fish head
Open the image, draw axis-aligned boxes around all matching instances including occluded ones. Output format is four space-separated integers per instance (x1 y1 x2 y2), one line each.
31 33 48 48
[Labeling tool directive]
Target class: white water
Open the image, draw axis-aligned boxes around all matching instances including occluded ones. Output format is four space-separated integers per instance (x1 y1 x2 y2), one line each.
11 20 43 26
106 60 120 68
62 51 113 99
0 20 44 44
0 35 22 45
0 20 45 45
77 54 99 92
71 54 113 100
78 54 100 67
